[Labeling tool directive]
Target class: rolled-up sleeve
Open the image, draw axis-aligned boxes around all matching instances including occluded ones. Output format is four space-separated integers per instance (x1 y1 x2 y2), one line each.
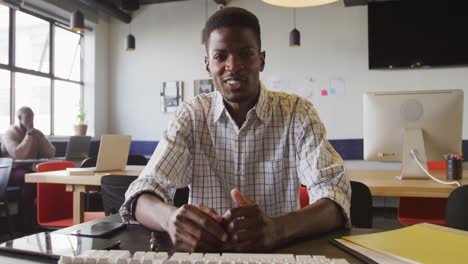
120 104 194 223
295 100 351 227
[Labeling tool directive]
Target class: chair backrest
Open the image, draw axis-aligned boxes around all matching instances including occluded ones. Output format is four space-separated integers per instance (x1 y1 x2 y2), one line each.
445 185 468 231
81 155 148 168
36 161 76 172
127 155 148 166
36 161 75 224
80 156 97 168
0 158 13 202
100 175 137 215
350 181 373 228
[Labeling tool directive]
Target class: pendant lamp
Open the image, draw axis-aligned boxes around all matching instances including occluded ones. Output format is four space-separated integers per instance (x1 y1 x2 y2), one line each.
289 9 300 47
70 10 84 32
202 0 208 45
126 23 135 51
261 0 337 8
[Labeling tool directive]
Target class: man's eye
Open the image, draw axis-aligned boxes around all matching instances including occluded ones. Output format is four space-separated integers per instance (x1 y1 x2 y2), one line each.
213 54 226 61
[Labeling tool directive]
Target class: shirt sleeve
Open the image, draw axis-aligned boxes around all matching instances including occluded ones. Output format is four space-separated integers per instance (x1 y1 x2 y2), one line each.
120 104 194 223
294 99 351 228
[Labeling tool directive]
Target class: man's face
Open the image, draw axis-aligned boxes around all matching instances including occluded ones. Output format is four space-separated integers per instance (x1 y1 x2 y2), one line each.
18 110 34 129
205 27 265 105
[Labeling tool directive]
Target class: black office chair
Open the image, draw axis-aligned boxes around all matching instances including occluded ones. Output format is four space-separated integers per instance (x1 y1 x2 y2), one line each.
445 185 468 231
100 175 138 215
350 181 373 228
0 158 20 238
80 156 97 168
82 155 149 212
127 155 148 166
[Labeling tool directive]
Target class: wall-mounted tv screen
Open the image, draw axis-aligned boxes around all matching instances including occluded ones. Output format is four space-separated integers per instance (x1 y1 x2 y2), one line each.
368 1 468 69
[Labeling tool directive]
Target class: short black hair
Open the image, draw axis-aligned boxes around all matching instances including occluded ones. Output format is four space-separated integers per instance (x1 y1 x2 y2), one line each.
203 7 261 51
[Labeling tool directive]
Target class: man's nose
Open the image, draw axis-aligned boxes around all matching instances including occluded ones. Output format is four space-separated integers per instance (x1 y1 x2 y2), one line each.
225 55 244 72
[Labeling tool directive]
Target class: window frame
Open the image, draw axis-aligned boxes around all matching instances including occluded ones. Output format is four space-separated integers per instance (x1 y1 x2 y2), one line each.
0 5 84 136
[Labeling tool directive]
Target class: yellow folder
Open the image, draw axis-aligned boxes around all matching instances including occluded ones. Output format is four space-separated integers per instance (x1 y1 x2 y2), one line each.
339 223 468 264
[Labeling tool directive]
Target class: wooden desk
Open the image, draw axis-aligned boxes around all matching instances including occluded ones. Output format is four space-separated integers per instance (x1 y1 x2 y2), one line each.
25 166 144 225
0 214 377 263
348 169 468 198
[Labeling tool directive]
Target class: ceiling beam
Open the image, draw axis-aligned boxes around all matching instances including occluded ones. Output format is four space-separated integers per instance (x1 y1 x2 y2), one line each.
77 0 132 23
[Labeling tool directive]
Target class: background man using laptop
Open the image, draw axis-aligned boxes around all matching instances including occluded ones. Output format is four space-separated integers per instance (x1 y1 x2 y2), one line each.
1 106 55 231
121 7 350 252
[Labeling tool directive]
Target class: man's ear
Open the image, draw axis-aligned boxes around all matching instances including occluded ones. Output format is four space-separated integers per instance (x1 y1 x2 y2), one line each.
204 56 212 77
259 51 266 72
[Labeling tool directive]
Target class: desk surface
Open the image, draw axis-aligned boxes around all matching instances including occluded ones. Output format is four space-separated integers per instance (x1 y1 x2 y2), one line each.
348 169 467 198
24 165 144 185
0 214 376 264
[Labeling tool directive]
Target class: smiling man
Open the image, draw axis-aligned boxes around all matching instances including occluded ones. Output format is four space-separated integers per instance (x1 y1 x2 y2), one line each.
122 7 350 253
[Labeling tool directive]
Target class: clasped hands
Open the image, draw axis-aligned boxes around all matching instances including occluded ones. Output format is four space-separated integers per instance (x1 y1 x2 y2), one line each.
165 189 282 253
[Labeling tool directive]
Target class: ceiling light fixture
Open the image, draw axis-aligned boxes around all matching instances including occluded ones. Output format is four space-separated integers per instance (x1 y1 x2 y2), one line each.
261 0 338 8
202 0 208 45
289 9 300 47
70 10 84 32
126 23 135 51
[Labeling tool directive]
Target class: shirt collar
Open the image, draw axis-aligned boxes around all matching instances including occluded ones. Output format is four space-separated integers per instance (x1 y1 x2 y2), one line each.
214 82 269 124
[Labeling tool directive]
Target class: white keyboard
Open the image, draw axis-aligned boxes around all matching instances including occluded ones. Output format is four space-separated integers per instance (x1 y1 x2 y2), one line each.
58 250 351 264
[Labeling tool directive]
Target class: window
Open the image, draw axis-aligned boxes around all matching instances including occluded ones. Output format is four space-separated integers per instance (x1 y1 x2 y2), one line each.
0 69 10 132
15 73 51 135
0 5 8 65
15 11 50 73
0 5 83 136
54 80 80 136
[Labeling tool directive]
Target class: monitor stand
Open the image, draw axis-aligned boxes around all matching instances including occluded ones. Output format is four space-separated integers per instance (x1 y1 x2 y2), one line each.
399 128 429 179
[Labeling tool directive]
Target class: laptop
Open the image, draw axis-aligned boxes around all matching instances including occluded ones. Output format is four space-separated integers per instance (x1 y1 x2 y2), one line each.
63 136 91 161
66 134 132 175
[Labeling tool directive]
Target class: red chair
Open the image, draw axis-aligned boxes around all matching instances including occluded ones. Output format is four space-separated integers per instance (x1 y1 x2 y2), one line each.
397 161 448 226
300 186 309 208
36 161 104 228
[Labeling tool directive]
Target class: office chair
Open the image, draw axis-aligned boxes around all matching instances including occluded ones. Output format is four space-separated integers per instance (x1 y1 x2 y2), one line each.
445 185 468 231
0 158 20 238
82 155 149 212
397 161 447 226
36 161 104 228
349 181 373 228
300 181 372 228
100 175 137 215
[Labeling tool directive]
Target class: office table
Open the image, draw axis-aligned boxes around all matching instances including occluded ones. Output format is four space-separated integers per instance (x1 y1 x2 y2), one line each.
25 165 145 225
0 214 377 264
348 169 468 198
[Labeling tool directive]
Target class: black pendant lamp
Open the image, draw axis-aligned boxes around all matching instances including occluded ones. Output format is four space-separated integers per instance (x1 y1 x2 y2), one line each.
70 10 84 32
126 23 135 51
201 0 208 45
289 9 300 47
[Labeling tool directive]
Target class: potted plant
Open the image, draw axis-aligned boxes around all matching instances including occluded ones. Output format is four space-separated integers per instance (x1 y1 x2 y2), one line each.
74 110 87 136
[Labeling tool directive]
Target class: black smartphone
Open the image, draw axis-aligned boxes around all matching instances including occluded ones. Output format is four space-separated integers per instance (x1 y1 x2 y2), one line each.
70 222 126 237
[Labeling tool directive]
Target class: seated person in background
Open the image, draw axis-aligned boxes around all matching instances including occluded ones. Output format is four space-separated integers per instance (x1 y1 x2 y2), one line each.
1 106 55 231
121 7 350 252
1 106 56 160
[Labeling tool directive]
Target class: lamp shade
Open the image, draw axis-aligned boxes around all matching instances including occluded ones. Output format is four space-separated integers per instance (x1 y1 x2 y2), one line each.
127 34 135 51
70 10 84 32
289 28 300 47
261 0 337 8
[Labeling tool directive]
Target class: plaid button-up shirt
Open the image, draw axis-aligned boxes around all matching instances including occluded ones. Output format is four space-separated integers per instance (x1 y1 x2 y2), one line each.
121 84 351 224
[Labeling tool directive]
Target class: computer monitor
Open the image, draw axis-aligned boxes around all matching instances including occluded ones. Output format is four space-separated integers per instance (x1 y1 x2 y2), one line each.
363 89 463 178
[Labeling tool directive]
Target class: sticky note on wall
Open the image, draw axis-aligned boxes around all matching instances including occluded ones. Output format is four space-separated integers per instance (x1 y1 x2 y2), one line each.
321 89 328 96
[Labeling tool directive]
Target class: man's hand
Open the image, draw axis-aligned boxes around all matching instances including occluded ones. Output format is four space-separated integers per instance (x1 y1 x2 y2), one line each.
166 204 228 252
222 189 282 252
